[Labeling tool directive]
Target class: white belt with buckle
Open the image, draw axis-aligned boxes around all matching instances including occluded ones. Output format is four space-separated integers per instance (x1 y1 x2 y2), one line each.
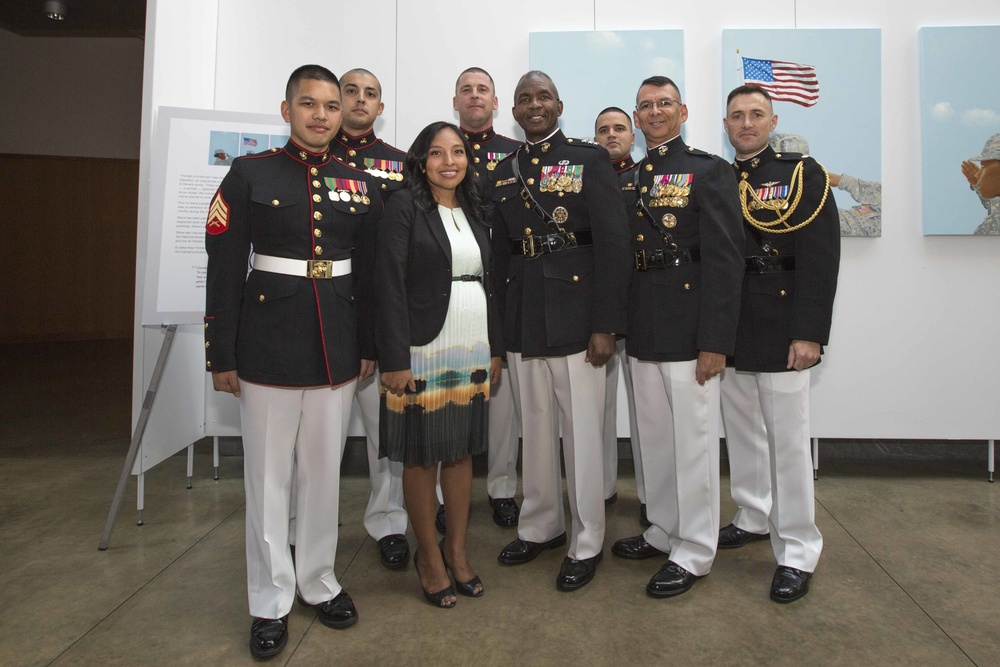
251 254 351 279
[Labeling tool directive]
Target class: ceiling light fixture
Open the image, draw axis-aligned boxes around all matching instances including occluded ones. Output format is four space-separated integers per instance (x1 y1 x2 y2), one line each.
43 1 68 20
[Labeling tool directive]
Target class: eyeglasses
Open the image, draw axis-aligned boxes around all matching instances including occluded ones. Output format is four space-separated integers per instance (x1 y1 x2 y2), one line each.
636 98 682 113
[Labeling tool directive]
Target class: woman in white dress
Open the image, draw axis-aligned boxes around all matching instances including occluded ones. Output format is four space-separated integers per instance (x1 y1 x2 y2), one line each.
377 121 503 607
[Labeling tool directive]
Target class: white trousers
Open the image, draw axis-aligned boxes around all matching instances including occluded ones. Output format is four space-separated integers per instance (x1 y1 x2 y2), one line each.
720 369 771 533
631 358 720 576
355 373 407 539
487 364 522 499
603 338 646 503
240 380 354 619
719 368 823 572
508 351 606 560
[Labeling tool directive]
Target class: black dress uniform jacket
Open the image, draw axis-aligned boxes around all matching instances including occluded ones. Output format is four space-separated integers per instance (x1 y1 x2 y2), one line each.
330 128 408 200
204 140 380 387
731 145 840 373
490 130 631 358
375 189 503 373
612 153 636 175
462 126 522 200
621 136 745 362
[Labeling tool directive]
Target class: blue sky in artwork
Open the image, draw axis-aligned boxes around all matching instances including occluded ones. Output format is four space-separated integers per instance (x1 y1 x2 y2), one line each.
529 30 685 156
722 29 881 216
919 26 1000 235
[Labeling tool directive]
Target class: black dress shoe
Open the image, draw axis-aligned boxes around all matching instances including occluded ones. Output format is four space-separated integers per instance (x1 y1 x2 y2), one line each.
556 552 603 591
639 504 651 527
497 533 567 565
488 497 520 527
377 534 410 569
249 615 288 659
770 566 811 603
435 505 447 535
605 492 618 506
646 561 701 598
313 590 358 629
718 523 769 549
611 535 666 560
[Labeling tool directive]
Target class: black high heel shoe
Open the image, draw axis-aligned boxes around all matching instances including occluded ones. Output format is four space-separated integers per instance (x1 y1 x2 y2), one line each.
439 539 484 598
413 550 456 608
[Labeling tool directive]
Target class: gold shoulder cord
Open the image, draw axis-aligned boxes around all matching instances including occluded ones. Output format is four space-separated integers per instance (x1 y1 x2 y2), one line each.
739 160 830 234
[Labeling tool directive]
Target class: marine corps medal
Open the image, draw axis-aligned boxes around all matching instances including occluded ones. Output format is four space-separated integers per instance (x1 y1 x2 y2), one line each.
661 213 677 228
552 206 569 223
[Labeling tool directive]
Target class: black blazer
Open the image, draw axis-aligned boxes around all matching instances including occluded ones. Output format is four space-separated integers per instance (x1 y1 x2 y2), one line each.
376 189 503 372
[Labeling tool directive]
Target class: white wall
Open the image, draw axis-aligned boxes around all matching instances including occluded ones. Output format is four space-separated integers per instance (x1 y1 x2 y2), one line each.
135 0 1000 440
0 28 144 159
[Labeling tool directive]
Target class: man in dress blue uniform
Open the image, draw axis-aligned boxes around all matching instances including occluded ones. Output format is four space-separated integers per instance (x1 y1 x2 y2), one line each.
454 66 524 528
595 106 637 175
492 71 631 591
205 64 379 658
593 106 648 526
719 84 840 603
609 76 745 598
330 67 410 568
333 68 408 200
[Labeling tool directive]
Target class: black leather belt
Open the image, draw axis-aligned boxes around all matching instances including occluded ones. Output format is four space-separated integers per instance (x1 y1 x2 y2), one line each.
511 229 593 258
745 255 795 274
451 274 482 282
634 247 700 271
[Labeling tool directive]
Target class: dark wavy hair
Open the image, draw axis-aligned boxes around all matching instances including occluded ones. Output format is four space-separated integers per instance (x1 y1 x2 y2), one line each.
404 121 487 225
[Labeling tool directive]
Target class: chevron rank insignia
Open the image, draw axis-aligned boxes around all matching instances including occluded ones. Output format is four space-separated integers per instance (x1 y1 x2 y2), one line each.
206 190 229 235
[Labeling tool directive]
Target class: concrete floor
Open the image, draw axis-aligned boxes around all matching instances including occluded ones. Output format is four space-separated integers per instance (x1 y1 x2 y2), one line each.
1 340 997 666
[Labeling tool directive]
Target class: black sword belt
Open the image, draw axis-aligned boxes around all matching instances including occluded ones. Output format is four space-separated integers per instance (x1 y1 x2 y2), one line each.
745 255 795 274
511 229 593 258
451 274 483 282
634 247 701 271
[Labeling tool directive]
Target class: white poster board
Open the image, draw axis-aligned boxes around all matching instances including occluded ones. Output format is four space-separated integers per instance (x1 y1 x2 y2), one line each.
141 106 288 325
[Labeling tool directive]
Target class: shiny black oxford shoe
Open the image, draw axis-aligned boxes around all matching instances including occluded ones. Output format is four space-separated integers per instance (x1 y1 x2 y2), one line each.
435 505 447 534
313 590 358 629
646 561 701 598
717 523 769 549
497 533 567 565
556 551 603 591
489 497 520 527
377 534 410 569
249 615 288 659
611 534 666 560
639 503 651 527
770 566 811 603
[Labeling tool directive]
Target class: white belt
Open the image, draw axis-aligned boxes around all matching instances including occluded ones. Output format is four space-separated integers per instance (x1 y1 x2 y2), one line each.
251 254 351 279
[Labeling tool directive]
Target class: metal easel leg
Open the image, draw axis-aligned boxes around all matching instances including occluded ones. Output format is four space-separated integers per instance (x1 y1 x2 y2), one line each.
213 436 220 481
988 439 995 483
812 437 819 481
186 444 194 489
137 474 145 526
98 324 177 550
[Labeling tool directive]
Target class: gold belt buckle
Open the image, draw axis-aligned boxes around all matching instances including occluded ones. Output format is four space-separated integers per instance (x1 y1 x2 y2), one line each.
522 235 537 258
306 260 333 278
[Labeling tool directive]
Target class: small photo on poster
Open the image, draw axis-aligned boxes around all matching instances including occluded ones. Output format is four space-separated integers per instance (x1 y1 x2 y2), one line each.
239 132 269 155
208 131 238 166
